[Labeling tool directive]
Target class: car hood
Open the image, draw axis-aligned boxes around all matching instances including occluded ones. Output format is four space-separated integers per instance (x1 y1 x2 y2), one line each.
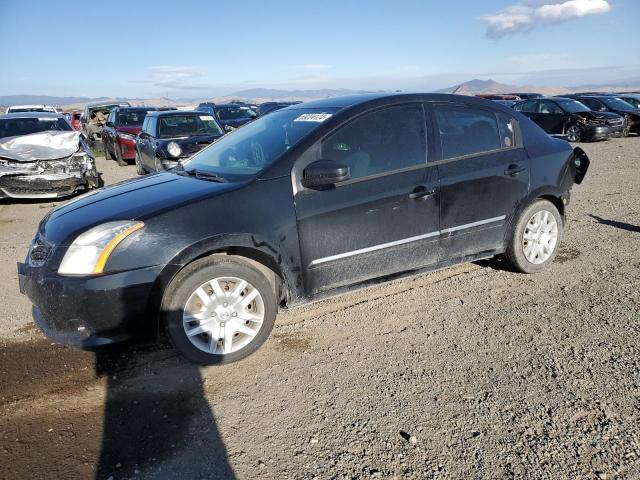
573 111 620 121
41 171 241 245
221 118 253 128
117 126 141 135
158 134 221 157
0 131 81 162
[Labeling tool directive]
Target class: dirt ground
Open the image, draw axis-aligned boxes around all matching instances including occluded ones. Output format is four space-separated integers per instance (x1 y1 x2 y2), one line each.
1 138 639 480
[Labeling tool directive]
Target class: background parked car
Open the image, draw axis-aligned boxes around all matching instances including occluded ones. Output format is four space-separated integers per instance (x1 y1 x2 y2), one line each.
102 107 157 166
507 93 543 99
66 111 82 130
513 97 624 142
134 110 224 174
6 104 58 114
616 93 640 109
196 103 258 131
565 95 640 136
0 112 101 199
257 101 302 116
80 101 131 148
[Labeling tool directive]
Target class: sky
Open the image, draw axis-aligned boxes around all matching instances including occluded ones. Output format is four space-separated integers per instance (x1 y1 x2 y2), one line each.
0 0 639 98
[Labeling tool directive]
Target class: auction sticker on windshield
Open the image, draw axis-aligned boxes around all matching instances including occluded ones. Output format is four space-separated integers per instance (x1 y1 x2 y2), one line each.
294 113 333 122
199 115 215 121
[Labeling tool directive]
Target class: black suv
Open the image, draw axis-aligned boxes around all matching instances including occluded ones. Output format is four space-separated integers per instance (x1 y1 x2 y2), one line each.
565 95 640 136
18 93 589 365
134 110 224 174
514 97 624 142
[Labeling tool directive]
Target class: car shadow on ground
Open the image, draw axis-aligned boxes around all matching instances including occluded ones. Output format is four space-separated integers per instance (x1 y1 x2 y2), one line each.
589 214 640 233
94 337 236 479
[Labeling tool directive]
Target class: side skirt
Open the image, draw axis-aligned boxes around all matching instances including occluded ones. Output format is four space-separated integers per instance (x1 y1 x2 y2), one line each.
283 248 503 310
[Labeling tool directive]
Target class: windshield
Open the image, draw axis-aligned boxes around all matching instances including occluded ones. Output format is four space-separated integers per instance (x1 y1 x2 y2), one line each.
0 117 72 138
216 106 257 121
557 100 590 113
158 114 224 139
182 107 338 179
600 97 636 110
117 110 151 126
621 97 640 108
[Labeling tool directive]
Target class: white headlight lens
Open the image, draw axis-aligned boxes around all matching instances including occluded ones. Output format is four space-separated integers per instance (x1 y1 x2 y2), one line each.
167 142 182 157
58 221 144 275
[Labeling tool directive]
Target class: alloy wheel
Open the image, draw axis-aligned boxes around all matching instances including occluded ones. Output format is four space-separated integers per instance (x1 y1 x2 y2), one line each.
566 125 581 142
182 276 265 355
522 210 559 264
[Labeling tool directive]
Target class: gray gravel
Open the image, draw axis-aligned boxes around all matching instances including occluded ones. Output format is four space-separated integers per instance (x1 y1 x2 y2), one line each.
1 138 639 479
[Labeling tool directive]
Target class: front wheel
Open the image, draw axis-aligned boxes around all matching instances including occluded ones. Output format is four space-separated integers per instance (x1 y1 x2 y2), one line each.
565 125 581 142
502 199 563 274
163 256 277 365
134 150 146 175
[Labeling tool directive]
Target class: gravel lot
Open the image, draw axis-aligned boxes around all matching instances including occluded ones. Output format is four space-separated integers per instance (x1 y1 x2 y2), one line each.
1 138 639 480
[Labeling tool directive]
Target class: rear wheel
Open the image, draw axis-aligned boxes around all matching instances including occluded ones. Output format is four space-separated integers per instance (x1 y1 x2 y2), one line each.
502 199 563 274
566 125 581 142
163 256 277 365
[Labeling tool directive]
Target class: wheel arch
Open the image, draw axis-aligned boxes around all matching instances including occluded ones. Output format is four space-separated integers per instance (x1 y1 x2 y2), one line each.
146 233 302 336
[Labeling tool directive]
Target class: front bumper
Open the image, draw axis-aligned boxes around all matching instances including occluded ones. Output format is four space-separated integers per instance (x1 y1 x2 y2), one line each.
117 137 137 160
0 171 99 199
17 261 167 349
580 125 610 142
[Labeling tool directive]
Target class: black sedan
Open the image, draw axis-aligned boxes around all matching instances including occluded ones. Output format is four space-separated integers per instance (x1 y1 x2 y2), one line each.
567 95 640 136
196 103 258 131
18 93 589 364
134 110 224 174
513 97 624 142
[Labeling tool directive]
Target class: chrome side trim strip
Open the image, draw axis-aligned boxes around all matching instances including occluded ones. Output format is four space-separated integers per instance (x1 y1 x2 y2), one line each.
309 215 507 267
309 231 440 266
440 215 506 234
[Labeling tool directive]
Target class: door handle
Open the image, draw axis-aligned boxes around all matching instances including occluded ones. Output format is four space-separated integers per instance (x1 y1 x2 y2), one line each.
408 186 436 199
504 164 526 176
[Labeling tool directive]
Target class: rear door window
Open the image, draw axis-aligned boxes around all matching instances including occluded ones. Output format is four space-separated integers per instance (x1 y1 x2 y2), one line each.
514 100 537 113
434 105 501 159
320 104 427 180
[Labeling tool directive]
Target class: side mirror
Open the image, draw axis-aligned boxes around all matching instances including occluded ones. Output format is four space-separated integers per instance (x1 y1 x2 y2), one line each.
105 121 114 127
302 160 350 188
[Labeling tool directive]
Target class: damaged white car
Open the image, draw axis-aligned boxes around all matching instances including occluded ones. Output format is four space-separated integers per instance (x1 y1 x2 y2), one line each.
0 112 102 199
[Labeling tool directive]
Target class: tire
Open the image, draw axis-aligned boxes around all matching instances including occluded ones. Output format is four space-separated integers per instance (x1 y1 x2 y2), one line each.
163 256 277 365
502 199 563 274
134 149 146 175
114 143 127 166
103 138 113 159
565 125 581 142
622 125 631 137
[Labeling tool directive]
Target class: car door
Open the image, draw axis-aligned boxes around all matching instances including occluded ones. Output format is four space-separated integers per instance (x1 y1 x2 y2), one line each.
433 102 530 260
536 100 565 134
138 117 156 170
103 110 116 154
294 103 440 294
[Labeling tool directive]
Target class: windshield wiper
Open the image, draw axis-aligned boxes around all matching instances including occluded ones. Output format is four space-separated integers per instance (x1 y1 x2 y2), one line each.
172 164 227 182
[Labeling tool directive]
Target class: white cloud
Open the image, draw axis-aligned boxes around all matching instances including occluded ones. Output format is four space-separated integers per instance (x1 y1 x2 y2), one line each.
295 64 333 70
145 66 208 89
483 0 611 38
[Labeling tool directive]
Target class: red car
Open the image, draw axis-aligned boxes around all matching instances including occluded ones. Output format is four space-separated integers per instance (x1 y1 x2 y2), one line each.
102 107 157 165
64 111 82 130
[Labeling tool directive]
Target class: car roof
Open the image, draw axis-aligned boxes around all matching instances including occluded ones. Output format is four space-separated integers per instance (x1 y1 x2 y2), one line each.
85 101 130 107
145 110 203 117
114 106 158 111
283 92 508 111
8 104 55 109
0 112 63 119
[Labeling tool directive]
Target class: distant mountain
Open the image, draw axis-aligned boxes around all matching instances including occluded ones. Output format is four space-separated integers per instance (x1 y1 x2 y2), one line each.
226 88 382 101
0 94 125 107
436 78 568 96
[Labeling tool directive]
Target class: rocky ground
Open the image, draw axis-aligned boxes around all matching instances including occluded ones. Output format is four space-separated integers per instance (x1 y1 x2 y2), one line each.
0 138 639 479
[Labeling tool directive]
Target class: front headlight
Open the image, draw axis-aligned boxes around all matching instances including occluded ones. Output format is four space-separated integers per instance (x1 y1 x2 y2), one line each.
167 142 182 157
58 221 144 275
